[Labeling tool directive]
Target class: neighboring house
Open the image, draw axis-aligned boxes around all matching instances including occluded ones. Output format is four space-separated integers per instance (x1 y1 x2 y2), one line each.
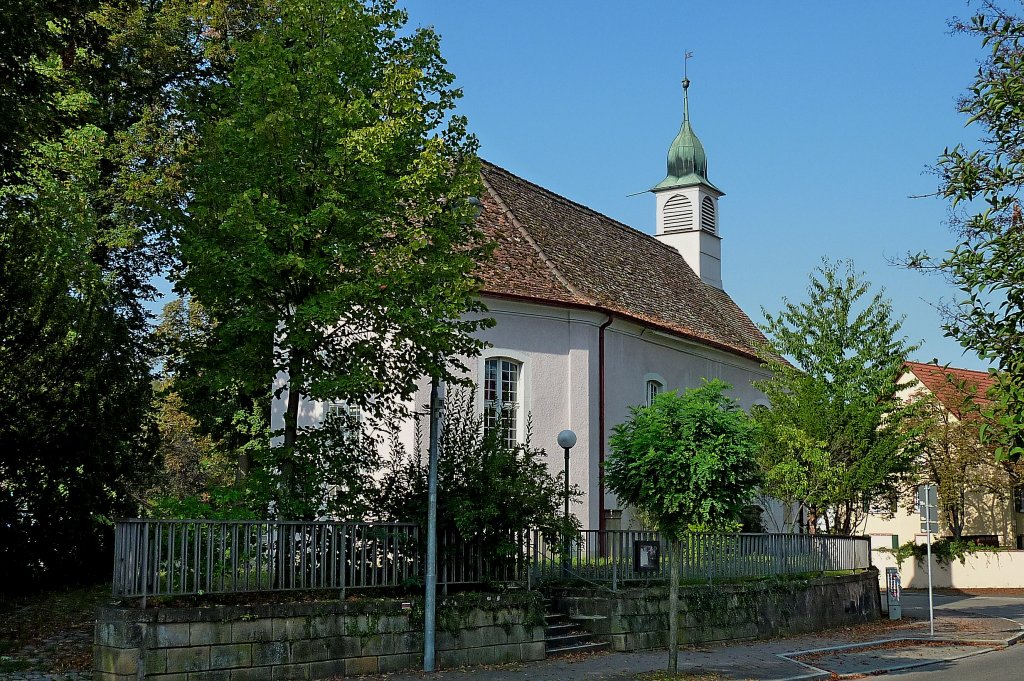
273 77 771 531
863 361 1024 549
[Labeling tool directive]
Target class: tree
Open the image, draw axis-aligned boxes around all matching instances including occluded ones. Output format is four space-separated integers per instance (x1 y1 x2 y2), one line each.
605 380 760 674
0 0 210 588
755 260 918 535
916 1 1024 461
176 0 491 515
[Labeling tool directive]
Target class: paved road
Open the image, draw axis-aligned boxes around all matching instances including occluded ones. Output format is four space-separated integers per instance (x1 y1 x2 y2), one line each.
887 641 1024 681
901 590 1024 626
881 591 1024 680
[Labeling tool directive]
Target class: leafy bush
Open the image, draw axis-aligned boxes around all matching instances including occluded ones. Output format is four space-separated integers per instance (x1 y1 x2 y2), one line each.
881 537 1000 568
374 388 580 562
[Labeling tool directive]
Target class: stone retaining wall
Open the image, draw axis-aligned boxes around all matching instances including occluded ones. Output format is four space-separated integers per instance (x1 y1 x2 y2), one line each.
554 569 882 651
94 597 545 680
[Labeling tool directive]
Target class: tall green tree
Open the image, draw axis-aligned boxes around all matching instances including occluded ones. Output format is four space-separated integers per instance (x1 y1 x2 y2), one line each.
177 0 491 516
0 0 213 588
755 260 918 535
915 1 1024 461
606 381 760 674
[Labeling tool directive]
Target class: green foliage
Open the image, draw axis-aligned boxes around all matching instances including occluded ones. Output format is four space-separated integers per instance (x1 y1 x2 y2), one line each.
912 2 1024 461
376 388 579 561
755 260 918 535
0 0 215 589
606 380 761 537
176 0 492 509
0 107 159 589
881 538 994 568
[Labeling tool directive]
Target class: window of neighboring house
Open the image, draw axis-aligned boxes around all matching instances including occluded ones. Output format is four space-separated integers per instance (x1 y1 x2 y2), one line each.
326 402 361 444
646 379 663 407
484 357 521 448
1015 484 1024 514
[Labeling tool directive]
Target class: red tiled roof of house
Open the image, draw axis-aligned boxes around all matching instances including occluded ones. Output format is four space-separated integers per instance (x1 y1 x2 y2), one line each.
474 160 768 362
904 360 996 417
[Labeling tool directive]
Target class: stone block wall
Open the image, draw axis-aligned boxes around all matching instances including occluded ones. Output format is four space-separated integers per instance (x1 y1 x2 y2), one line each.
554 568 882 651
94 597 545 680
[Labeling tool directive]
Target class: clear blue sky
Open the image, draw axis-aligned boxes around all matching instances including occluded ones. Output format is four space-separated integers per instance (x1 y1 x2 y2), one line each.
403 1 990 370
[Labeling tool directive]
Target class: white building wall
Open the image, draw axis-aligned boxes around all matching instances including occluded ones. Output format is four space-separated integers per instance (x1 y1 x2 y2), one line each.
600 318 769 530
274 296 769 532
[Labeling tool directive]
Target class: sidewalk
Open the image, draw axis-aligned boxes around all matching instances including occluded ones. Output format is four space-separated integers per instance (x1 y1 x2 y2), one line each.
356 609 1024 681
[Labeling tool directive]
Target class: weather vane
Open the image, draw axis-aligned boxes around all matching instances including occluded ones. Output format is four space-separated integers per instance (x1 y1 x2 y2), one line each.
683 50 694 86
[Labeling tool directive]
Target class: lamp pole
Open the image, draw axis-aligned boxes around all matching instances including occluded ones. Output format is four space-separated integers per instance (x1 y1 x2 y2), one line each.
557 430 576 577
423 377 441 672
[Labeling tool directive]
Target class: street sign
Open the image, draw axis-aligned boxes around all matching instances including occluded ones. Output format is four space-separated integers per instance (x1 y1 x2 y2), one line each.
918 484 939 534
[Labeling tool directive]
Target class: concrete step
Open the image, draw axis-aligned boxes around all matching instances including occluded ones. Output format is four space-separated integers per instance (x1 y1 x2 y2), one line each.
544 622 577 636
545 640 610 656
545 632 599 648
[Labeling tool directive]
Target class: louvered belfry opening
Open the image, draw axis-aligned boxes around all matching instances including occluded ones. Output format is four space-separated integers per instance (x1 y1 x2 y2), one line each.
701 195 716 234
662 194 694 232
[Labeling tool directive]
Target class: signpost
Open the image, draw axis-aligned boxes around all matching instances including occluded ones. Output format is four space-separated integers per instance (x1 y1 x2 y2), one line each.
918 483 938 636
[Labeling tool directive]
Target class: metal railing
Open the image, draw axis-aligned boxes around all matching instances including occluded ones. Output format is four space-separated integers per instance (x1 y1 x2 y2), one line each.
112 520 872 600
528 530 872 588
112 520 528 599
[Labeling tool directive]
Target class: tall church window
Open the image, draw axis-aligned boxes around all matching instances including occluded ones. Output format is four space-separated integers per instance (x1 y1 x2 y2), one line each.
646 379 663 407
484 357 521 448
662 195 694 231
326 402 362 444
701 196 716 234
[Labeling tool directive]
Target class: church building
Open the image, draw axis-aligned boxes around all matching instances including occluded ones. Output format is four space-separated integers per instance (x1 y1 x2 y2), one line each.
282 77 771 531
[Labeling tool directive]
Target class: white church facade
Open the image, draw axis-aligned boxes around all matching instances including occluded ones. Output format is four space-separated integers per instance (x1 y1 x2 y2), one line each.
275 77 771 532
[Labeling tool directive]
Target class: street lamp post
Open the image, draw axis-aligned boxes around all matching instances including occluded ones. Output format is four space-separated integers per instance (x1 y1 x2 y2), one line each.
557 429 576 577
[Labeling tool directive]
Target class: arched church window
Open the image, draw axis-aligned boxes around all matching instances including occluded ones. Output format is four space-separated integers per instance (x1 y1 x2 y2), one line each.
662 195 693 231
701 196 716 234
646 379 663 407
484 357 521 448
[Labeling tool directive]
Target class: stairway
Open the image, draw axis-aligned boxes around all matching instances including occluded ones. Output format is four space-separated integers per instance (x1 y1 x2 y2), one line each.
543 604 609 657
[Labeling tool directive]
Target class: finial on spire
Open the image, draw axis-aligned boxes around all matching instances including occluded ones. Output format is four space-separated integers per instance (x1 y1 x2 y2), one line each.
682 50 693 120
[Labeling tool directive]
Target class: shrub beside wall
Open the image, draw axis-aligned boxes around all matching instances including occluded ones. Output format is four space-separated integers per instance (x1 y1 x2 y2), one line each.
553 569 881 650
94 594 545 680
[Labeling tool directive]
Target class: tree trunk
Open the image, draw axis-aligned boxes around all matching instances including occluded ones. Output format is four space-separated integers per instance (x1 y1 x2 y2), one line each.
668 538 679 674
281 349 303 514
806 505 818 535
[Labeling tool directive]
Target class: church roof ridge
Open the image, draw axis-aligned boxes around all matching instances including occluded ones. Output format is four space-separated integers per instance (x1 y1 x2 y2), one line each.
478 159 684 259
475 159 768 363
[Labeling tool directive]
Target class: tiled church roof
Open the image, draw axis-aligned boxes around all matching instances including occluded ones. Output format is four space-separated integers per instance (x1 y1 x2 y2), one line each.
904 361 996 417
474 160 768 362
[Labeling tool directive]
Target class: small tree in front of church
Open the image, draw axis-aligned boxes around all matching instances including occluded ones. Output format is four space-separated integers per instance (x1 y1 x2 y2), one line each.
605 380 760 674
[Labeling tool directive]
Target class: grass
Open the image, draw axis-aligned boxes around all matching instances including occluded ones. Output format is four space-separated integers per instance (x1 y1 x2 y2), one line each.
0 583 110 673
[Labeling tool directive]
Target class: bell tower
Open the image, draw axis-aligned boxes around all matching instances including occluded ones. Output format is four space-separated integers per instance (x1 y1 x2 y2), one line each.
652 69 724 289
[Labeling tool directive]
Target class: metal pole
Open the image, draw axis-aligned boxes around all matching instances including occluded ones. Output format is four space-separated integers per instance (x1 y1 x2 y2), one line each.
926 499 935 637
424 377 442 672
563 445 570 576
